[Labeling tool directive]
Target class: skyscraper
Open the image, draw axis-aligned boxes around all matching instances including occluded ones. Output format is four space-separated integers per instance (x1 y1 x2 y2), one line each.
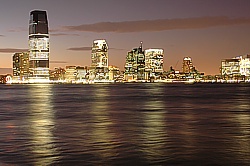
12 52 29 82
124 42 145 81
28 10 49 82
90 39 109 80
182 57 194 73
144 49 164 80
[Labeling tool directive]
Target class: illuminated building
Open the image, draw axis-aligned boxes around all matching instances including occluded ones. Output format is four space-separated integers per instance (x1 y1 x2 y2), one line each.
90 39 109 80
124 49 136 81
124 42 145 81
65 66 77 82
182 57 194 73
239 55 250 77
144 49 164 80
28 10 50 82
60 66 89 83
49 67 66 81
0 74 12 84
12 52 29 81
221 55 250 79
76 66 89 81
221 57 240 78
109 66 120 81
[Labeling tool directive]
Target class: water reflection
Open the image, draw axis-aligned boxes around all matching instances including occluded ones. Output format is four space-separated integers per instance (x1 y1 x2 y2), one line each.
89 85 116 164
231 95 250 163
140 84 167 164
1 84 250 165
27 84 59 165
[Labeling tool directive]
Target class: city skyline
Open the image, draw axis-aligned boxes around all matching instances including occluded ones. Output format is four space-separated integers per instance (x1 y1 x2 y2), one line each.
1 0 250 75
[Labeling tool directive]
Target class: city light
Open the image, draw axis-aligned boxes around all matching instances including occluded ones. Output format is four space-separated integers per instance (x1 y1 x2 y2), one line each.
1 10 250 84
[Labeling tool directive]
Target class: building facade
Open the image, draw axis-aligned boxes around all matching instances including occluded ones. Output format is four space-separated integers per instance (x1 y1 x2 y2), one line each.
49 67 66 81
28 10 50 82
65 66 77 82
221 58 240 78
144 49 164 80
124 42 145 81
239 55 250 77
12 52 29 82
109 66 120 81
182 57 194 74
90 39 109 80
76 66 89 81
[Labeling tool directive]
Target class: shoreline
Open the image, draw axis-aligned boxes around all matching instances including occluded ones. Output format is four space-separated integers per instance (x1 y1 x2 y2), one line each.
3 79 250 85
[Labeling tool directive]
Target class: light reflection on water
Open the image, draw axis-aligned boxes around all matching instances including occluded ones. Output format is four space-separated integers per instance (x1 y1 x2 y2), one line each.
230 91 250 163
0 83 249 165
140 84 167 164
27 84 59 165
89 85 116 164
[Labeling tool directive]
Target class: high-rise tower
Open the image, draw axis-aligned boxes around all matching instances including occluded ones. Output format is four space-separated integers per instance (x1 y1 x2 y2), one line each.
90 39 109 80
145 49 164 80
28 10 49 82
124 42 145 81
182 57 194 73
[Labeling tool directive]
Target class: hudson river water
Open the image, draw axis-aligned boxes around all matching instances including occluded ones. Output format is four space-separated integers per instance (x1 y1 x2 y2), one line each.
0 83 250 165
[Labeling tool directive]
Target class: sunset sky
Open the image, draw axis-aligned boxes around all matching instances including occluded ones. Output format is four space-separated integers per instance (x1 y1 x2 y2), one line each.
1 0 250 75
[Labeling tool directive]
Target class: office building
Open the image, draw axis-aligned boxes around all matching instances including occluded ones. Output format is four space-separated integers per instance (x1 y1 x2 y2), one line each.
124 49 136 81
124 42 145 81
12 52 29 81
28 10 50 82
144 49 164 80
221 57 240 78
239 55 250 77
109 66 120 81
49 67 66 81
182 57 194 73
90 39 109 80
76 66 89 81
65 66 77 82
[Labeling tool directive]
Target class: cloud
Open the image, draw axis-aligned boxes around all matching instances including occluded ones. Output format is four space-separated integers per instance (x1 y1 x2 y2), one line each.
8 27 80 37
67 47 92 51
50 60 68 64
8 27 27 32
62 16 250 33
110 48 125 51
50 33 80 37
67 47 125 51
0 48 28 53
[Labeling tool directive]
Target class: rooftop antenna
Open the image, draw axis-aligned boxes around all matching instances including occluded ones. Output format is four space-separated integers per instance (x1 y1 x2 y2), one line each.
140 41 143 49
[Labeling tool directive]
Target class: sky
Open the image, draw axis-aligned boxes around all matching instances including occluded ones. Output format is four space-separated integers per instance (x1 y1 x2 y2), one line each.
1 0 250 75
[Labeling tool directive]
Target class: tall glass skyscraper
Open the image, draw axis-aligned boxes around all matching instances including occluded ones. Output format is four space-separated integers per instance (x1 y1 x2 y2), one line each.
28 10 49 82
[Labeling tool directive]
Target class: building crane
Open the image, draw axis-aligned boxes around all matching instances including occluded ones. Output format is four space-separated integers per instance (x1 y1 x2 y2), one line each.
174 60 179 69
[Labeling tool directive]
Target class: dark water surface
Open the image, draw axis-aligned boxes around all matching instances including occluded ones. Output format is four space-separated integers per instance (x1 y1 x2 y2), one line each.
0 83 250 165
